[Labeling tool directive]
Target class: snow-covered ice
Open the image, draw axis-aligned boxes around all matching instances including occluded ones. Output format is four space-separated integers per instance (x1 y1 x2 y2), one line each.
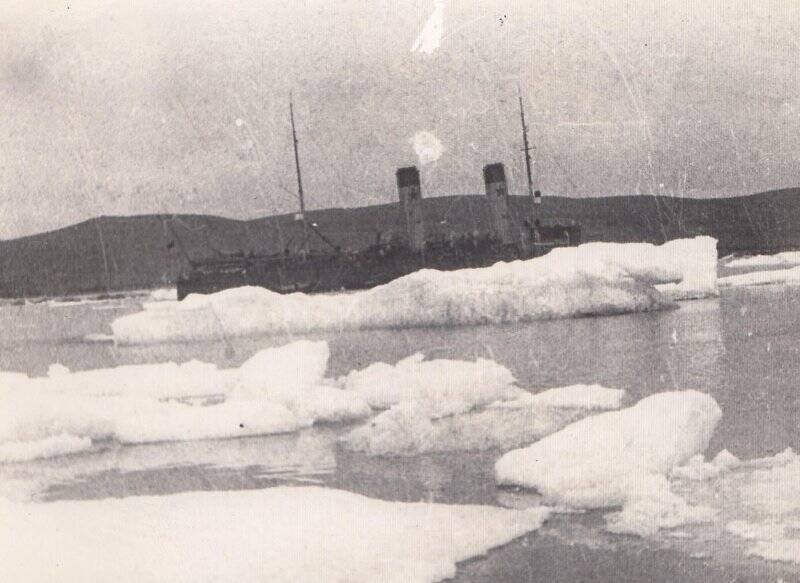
111 237 717 345
725 251 800 269
0 487 550 583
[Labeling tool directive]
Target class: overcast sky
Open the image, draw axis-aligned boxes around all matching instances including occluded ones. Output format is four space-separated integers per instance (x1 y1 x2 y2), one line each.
1 0 798 238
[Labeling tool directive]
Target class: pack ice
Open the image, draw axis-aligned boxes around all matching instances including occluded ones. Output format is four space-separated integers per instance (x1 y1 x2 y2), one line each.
0 341 542 463
495 391 722 536
666 447 800 564
110 237 718 345
0 340 370 462
0 486 551 583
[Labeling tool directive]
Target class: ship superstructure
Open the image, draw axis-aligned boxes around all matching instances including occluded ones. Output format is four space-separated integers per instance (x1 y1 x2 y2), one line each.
176 95 580 300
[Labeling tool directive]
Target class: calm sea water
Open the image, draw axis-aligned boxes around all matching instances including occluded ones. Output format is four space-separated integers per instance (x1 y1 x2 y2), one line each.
2 284 800 581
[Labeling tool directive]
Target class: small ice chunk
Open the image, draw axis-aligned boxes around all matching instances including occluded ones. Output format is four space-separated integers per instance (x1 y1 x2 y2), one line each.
671 449 740 481
234 341 370 423
341 353 521 416
604 478 717 537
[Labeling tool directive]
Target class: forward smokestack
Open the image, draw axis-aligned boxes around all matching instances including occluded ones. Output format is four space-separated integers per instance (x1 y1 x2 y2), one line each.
396 166 425 252
483 163 513 244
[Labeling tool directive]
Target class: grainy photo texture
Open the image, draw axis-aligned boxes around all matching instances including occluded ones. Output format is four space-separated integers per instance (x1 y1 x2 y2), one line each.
1 1 799 581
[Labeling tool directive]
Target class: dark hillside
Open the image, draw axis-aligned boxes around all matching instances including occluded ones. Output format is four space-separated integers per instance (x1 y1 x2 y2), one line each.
1 189 798 297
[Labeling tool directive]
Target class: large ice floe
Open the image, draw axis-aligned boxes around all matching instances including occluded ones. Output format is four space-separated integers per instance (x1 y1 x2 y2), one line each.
110 237 718 345
0 486 550 583
0 340 371 462
495 391 723 536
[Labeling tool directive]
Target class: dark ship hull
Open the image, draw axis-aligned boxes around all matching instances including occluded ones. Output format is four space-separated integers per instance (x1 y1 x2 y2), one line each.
176 237 575 300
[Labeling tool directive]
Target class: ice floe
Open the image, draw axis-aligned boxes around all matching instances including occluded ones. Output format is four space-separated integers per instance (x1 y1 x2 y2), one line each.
495 391 722 535
670 449 740 481
495 390 800 553
0 340 370 459
343 384 626 456
340 352 522 414
495 391 721 505
718 266 800 288
725 251 800 269
111 237 717 345
0 486 551 583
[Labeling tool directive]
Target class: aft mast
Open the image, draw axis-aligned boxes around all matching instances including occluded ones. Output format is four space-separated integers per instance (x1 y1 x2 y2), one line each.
289 92 310 257
518 88 540 239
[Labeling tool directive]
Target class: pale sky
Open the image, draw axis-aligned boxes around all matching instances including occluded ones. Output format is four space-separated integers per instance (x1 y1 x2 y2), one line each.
1 0 798 237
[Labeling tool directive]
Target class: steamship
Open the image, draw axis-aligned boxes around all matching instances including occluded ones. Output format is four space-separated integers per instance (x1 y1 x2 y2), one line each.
175 96 581 300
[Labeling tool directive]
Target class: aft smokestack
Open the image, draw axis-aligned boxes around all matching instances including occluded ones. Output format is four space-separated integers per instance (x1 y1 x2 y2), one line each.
483 163 514 244
396 166 425 252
